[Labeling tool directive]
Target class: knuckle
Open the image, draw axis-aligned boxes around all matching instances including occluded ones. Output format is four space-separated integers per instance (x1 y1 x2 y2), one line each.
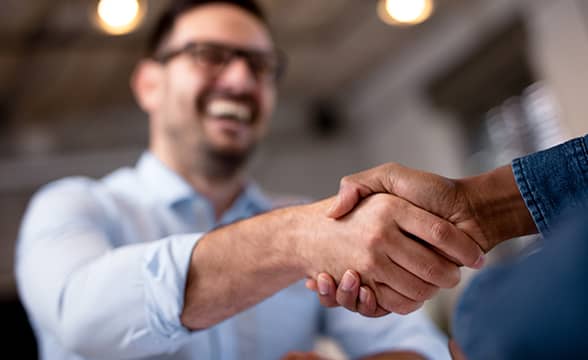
430 220 452 246
423 263 443 284
339 176 354 188
412 284 439 302
364 227 386 249
430 262 461 288
357 254 379 275
422 261 461 288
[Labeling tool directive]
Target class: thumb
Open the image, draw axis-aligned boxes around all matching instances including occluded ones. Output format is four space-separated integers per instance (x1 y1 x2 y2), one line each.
327 181 362 219
327 165 394 218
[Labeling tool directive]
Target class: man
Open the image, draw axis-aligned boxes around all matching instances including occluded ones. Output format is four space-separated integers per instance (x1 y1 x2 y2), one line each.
307 135 588 359
16 1 480 359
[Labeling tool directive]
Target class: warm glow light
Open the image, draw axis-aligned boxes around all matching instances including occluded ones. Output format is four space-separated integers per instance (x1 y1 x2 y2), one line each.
96 0 144 35
378 0 434 26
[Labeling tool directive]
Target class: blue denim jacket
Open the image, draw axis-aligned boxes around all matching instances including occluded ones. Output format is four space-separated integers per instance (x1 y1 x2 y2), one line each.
512 134 588 234
452 135 588 359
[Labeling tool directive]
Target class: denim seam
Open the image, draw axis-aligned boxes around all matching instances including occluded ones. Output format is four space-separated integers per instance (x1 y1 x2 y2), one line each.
574 137 588 172
512 159 547 233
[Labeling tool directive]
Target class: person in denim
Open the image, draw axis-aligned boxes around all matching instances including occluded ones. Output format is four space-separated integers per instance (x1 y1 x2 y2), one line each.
451 135 588 359
308 135 588 358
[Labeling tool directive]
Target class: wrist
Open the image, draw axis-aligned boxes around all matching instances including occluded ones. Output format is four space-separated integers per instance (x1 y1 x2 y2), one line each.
459 165 537 250
288 198 336 278
267 205 313 277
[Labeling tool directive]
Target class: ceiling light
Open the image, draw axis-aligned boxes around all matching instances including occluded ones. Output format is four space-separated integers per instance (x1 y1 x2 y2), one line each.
378 0 435 26
95 0 145 35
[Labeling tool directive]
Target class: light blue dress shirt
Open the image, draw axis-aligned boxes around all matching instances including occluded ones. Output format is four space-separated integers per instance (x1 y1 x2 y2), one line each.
16 152 450 360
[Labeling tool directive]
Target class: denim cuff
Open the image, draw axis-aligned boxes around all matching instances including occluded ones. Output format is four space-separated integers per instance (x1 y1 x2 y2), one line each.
512 135 588 235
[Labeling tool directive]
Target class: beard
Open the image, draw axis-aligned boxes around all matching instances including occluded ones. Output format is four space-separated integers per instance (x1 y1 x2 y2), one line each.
193 89 260 180
196 139 257 180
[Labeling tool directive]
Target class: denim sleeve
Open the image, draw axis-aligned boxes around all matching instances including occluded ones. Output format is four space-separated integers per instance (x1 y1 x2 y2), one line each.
512 134 588 235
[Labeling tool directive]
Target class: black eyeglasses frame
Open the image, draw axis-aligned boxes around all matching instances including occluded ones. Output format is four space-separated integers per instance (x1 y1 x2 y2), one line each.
152 41 287 82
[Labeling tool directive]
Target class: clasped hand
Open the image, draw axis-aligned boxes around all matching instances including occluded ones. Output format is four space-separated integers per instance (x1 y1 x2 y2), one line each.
306 163 489 317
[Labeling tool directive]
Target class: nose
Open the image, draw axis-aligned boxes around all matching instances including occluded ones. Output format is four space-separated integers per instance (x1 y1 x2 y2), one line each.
215 57 257 93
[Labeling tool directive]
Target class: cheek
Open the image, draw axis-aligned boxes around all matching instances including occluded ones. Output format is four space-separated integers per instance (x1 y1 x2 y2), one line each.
165 66 208 114
259 87 276 123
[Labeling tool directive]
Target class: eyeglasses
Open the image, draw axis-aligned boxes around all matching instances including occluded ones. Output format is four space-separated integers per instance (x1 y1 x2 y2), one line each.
153 41 287 82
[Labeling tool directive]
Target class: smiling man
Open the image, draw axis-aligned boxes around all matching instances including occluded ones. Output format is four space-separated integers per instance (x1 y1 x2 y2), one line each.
14 1 467 359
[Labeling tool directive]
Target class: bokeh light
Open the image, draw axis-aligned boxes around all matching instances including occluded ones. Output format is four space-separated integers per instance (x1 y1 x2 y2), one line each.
96 0 144 35
378 0 435 26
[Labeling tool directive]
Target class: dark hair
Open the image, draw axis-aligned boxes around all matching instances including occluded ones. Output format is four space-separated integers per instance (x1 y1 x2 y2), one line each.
147 0 268 56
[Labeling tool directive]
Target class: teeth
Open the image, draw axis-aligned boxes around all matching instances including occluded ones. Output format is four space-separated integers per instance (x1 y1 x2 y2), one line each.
207 100 252 123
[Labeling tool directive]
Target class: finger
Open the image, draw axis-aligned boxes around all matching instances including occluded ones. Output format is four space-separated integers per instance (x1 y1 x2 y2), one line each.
328 165 394 219
383 234 461 290
357 285 390 317
373 282 424 315
335 270 360 312
327 181 361 219
449 339 468 360
316 273 339 308
370 253 441 302
392 196 483 269
382 229 461 289
305 278 317 292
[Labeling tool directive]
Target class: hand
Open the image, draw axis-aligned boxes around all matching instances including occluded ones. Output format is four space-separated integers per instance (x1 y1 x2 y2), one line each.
329 162 493 256
307 163 538 316
181 190 483 329
308 164 487 317
299 193 481 315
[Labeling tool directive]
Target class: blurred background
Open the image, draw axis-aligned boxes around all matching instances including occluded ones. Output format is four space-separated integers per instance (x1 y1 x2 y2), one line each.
2 0 588 357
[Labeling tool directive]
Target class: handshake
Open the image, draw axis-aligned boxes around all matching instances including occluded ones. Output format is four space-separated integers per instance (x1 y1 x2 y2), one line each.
299 162 536 317
182 160 536 331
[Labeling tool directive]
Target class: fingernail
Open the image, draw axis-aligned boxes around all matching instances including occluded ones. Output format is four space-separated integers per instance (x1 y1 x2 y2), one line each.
359 287 368 304
317 275 329 296
340 270 356 292
472 255 485 269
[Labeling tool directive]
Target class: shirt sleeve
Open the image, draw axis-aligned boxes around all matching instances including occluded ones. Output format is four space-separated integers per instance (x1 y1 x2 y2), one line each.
323 307 450 360
15 178 201 358
512 134 588 235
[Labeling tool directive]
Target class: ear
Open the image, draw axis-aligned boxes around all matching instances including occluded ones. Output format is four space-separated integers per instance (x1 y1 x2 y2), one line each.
130 59 164 114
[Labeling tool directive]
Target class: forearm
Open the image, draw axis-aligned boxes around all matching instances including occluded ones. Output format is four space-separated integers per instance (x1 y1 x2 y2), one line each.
458 165 537 249
461 133 588 247
181 201 322 330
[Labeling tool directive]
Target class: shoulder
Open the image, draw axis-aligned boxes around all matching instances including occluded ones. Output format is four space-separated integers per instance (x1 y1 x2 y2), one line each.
24 176 115 223
32 176 102 205
29 164 144 217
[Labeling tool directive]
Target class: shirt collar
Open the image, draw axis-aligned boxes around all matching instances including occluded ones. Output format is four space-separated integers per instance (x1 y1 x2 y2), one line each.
136 151 273 214
136 152 195 207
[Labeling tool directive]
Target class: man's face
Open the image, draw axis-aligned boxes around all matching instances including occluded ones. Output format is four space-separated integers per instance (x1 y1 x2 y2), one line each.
150 4 276 173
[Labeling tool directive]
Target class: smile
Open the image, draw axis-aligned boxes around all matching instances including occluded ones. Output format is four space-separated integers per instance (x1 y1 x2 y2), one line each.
206 99 253 124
